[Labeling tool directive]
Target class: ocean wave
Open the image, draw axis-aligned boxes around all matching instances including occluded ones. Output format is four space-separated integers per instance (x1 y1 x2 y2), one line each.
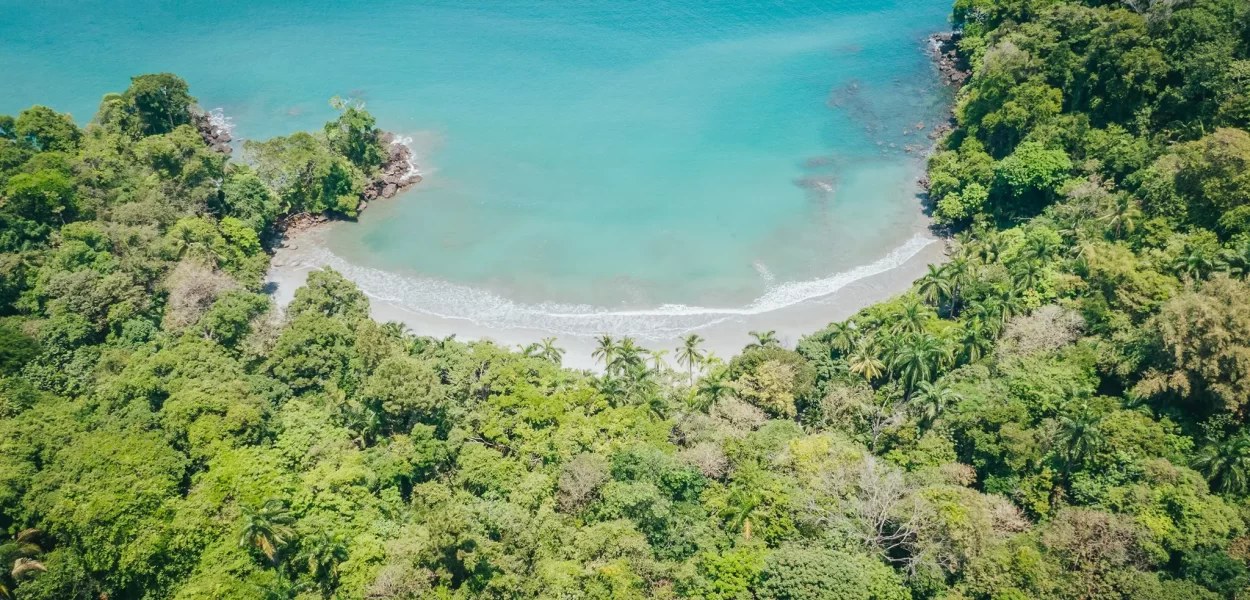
206 107 234 136
290 233 937 340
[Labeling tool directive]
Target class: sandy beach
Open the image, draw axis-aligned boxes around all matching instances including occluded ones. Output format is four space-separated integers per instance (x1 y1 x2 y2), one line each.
265 220 948 371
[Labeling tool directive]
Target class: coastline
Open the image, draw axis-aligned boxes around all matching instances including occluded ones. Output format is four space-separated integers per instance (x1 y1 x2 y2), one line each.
265 214 948 371
261 31 964 371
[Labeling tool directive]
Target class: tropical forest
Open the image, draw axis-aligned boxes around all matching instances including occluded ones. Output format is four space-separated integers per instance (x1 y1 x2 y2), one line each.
4 0 1250 598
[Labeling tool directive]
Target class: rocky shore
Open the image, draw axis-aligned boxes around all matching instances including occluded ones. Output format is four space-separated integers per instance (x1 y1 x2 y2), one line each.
274 132 423 240
359 132 422 211
929 32 970 90
194 110 234 154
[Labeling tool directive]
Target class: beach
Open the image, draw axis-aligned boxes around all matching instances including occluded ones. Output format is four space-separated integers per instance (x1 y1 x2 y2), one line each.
265 218 948 371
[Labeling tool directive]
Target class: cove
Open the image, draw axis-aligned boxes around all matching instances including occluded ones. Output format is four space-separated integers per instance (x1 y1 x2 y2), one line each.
2 0 953 341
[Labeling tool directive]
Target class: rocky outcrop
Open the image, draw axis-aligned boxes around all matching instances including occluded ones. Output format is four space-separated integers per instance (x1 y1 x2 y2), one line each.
929 32 970 90
361 133 422 205
194 110 233 154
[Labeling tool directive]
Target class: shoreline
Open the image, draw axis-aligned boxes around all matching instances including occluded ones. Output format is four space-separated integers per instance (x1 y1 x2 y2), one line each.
265 217 949 371
262 30 961 371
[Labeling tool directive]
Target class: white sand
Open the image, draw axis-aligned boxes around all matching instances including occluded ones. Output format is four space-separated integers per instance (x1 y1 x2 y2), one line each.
265 222 948 371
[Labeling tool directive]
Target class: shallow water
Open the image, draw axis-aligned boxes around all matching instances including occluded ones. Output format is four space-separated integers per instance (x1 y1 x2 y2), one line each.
3 0 951 337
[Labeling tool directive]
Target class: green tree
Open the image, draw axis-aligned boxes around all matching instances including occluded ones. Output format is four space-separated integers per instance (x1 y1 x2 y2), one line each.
1193 433 1250 495
1054 403 1105 474
244 132 364 217
592 334 616 369
755 545 909 600
324 97 386 172
993 141 1072 216
237 499 296 565
746 330 781 350
121 73 196 136
537 336 565 364
286 267 370 323
677 333 706 386
911 378 959 429
13 106 81 152
295 531 348 592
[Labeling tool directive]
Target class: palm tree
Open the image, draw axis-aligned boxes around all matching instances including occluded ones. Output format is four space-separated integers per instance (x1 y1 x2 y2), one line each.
958 319 994 363
1194 433 1250 495
891 333 952 392
918 264 952 309
827 321 857 355
1100 194 1140 239
695 369 731 410
380 321 410 338
848 342 886 382
517 342 541 358
591 334 617 369
1172 243 1227 280
1222 240 1250 278
911 379 959 429
676 333 706 386
1020 232 1059 263
723 486 763 540
945 257 971 311
892 298 933 335
746 330 780 350
1055 404 1104 474
238 499 297 565
296 531 349 592
538 337 565 365
610 337 646 375
339 403 382 448
978 231 1003 263
1011 259 1043 290
595 373 626 402
649 348 670 373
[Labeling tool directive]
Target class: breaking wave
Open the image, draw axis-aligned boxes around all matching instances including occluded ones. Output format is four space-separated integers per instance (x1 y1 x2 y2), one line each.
288 233 937 340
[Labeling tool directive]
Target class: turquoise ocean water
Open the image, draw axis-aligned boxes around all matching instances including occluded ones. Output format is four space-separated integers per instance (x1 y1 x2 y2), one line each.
2 0 952 338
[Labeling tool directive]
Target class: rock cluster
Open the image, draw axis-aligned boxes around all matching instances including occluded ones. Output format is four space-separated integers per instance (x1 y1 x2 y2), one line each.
361 133 423 206
930 32 970 89
194 112 233 154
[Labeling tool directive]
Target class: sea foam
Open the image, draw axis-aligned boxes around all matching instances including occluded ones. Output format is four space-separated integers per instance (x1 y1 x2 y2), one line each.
289 233 937 340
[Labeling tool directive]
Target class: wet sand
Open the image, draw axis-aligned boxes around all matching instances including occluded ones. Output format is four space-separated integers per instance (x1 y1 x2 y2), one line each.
265 223 948 371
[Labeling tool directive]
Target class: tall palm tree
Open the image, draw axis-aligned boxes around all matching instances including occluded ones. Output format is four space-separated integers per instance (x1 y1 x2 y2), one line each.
610 337 647 375
1055 405 1104 474
696 369 731 410
591 334 617 369
1221 240 1250 278
746 330 780 350
238 499 296 565
538 337 565 365
911 379 959 429
649 349 670 373
1020 233 1058 263
380 321 410 338
848 342 886 382
828 321 857 355
978 231 1003 263
958 319 994 363
1011 259 1043 290
892 298 933 335
918 264 952 309
296 531 349 592
945 257 971 311
1194 433 1250 495
891 333 952 392
676 333 706 387
1100 193 1140 239
1172 244 1227 280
